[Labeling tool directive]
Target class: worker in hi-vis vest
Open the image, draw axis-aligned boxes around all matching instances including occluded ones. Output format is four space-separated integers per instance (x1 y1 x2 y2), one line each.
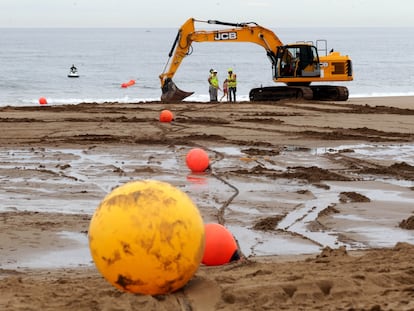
225 68 237 102
208 69 220 101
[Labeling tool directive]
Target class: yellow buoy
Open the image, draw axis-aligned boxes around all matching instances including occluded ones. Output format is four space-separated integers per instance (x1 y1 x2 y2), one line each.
88 180 205 295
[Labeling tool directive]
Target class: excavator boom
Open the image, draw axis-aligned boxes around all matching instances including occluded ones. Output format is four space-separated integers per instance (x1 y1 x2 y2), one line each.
159 18 353 102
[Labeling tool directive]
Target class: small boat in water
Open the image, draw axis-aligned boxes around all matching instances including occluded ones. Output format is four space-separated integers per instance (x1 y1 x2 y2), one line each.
68 64 79 78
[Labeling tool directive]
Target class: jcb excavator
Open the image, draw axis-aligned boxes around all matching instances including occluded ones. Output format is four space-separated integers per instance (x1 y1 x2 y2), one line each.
159 18 353 102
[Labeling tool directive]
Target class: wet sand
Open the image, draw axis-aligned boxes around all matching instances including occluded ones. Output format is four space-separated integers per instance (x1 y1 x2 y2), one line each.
1 97 414 310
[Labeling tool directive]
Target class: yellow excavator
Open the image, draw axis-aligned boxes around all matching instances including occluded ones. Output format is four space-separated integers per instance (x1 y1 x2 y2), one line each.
159 18 353 102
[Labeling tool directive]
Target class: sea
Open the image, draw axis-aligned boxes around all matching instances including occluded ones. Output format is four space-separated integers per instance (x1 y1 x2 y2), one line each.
0 26 413 106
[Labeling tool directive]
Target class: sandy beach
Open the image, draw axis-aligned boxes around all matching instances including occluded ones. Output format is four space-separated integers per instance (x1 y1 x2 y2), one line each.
1 97 414 310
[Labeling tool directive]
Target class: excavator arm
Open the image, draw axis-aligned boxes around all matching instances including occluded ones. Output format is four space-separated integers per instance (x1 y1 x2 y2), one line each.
159 18 284 101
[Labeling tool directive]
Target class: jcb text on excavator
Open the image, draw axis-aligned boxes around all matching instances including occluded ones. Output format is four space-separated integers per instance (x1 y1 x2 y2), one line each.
159 18 353 102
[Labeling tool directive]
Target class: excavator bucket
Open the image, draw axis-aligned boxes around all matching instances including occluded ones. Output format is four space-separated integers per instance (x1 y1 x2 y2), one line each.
161 78 194 102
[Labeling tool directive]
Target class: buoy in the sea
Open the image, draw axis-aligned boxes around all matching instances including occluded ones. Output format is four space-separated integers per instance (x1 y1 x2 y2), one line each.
202 223 239 266
121 79 135 88
186 148 210 173
159 109 174 122
88 180 205 295
38 97 47 105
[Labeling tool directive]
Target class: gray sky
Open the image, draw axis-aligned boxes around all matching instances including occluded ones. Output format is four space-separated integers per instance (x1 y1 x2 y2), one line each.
1 0 413 28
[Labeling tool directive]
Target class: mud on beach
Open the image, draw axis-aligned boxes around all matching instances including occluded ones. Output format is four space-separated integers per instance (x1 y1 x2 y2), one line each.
1 97 414 310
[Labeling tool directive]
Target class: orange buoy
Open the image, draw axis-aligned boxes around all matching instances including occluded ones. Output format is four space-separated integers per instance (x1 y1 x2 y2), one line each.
38 97 48 105
159 109 174 122
202 223 238 266
121 79 136 88
186 148 209 173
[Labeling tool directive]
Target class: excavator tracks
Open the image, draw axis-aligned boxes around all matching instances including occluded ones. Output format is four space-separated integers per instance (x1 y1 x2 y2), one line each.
249 85 349 102
249 86 314 101
310 85 349 101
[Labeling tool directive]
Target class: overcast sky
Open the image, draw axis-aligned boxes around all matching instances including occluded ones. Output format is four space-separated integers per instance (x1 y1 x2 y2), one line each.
1 0 413 28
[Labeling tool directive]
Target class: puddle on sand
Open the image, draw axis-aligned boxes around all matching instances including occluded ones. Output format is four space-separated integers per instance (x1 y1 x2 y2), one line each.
1 232 91 269
333 143 414 165
0 143 413 268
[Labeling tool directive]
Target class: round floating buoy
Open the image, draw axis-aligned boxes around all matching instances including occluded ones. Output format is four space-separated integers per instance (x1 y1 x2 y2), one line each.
88 180 205 295
38 97 47 105
202 223 238 266
159 109 174 122
186 148 210 173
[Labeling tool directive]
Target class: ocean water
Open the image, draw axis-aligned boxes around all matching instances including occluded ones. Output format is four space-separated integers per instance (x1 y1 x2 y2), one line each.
0 26 413 106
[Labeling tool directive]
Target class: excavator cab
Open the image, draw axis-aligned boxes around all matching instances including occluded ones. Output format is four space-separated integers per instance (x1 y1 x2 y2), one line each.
276 44 321 81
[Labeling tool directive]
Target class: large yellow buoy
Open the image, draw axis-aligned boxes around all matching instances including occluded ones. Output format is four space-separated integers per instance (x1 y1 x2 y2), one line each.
88 180 205 295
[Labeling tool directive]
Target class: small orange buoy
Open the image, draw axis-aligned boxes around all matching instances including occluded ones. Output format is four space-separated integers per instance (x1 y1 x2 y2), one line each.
159 109 174 122
38 97 48 105
121 79 136 88
186 148 209 173
202 223 238 266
